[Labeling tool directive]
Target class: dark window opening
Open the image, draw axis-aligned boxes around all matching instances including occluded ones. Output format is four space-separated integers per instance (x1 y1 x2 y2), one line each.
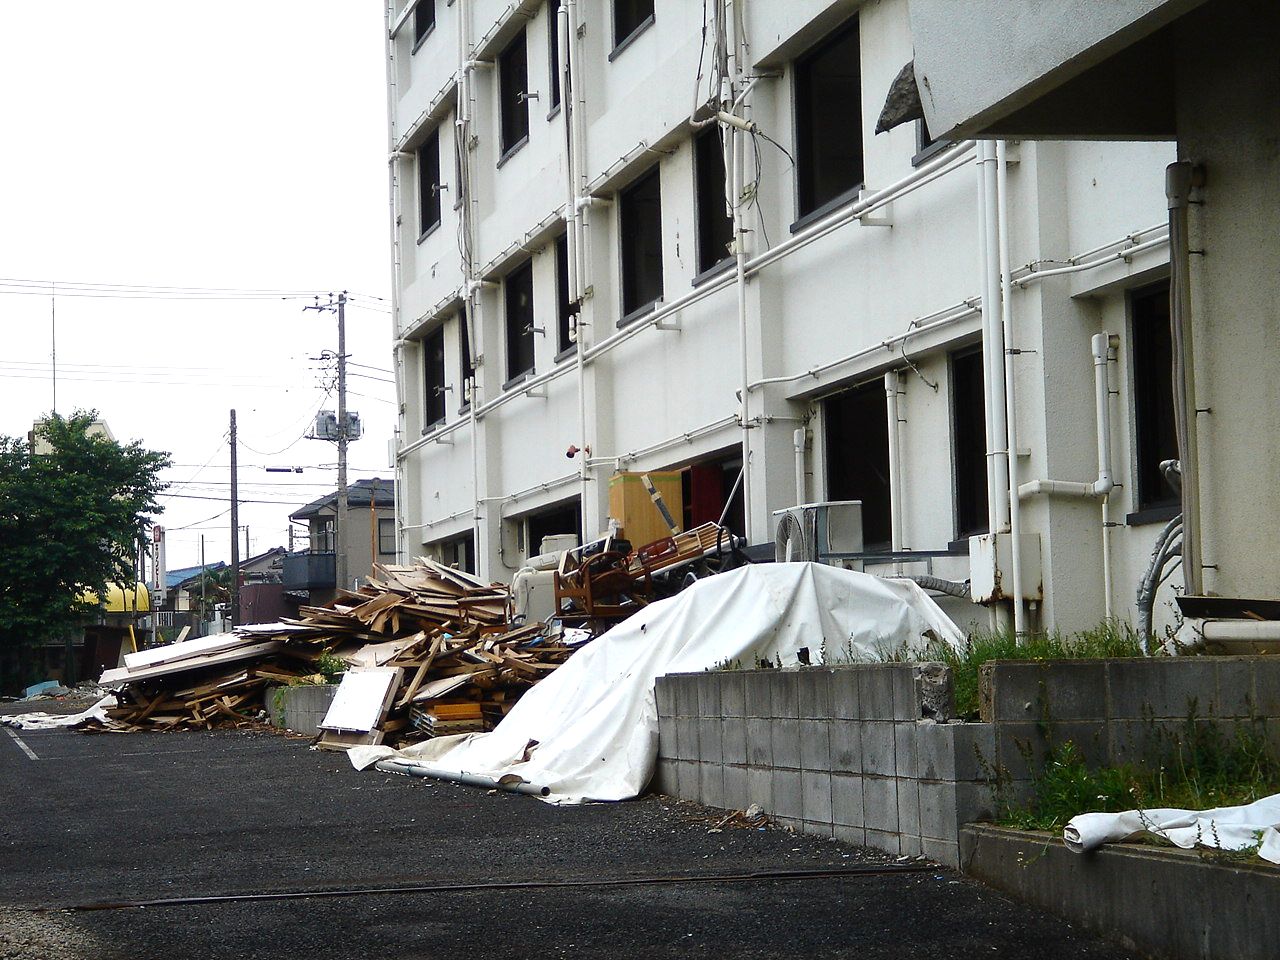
619 166 663 317
438 532 475 573
951 348 989 540
505 260 535 382
682 453 744 537
412 0 435 49
613 0 654 50
377 518 397 555
417 128 442 237
548 0 562 109
555 234 574 354
525 500 582 555
824 379 891 548
422 325 446 430
795 18 863 217
458 310 472 410
695 127 734 274
498 30 530 156
1132 281 1178 512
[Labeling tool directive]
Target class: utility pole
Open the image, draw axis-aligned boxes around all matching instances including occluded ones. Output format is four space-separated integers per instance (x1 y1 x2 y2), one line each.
305 292 350 593
50 285 57 415
230 409 240 628
200 535 206 638
369 477 378 577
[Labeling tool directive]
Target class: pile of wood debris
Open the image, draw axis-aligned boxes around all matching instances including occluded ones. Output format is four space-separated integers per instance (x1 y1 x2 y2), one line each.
88 560 580 747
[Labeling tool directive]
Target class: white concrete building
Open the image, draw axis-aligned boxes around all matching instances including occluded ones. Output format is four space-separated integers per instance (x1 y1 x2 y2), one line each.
384 0 1182 635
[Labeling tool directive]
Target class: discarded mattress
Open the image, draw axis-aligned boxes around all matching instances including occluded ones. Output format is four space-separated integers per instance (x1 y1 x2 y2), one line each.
1064 794 1280 864
348 562 963 803
0 695 118 730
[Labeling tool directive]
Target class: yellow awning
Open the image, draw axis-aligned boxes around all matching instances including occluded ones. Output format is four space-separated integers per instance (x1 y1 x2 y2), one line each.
79 582 151 614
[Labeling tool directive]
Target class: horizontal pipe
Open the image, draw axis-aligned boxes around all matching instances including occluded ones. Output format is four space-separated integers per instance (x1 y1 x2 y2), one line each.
375 759 550 796
1200 620 1280 642
1015 235 1168 287
585 415 738 467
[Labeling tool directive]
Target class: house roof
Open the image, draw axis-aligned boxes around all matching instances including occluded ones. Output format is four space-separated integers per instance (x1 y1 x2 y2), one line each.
291 477 396 521
166 562 226 590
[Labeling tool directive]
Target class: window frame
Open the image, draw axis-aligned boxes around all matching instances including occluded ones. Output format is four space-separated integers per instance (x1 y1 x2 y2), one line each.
555 233 575 357
411 0 436 53
497 29 531 161
793 16 865 223
547 0 562 112
618 165 664 323
421 324 447 433
504 260 536 385
377 517 397 556
693 125 734 277
457 309 472 413
949 346 990 544
822 378 893 550
1128 279 1180 522
610 0 655 57
416 127 442 241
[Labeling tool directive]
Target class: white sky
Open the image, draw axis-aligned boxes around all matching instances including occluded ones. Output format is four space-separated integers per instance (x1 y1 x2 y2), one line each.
0 2 395 572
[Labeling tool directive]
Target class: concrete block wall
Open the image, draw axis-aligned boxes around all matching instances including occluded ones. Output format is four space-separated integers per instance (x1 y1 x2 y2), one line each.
654 665 995 868
268 683 339 737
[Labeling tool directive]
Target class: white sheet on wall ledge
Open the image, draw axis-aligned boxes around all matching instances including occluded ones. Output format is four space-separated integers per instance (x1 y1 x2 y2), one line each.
348 562 964 803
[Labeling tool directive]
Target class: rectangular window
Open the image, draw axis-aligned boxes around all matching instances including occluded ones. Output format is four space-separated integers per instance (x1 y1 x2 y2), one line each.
412 0 435 49
377 517 397 555
555 234 574 354
525 500 582 556
458 309 472 409
1131 281 1179 513
547 0 562 110
951 348 989 540
498 30 530 157
613 0 654 50
694 127 733 274
422 325 446 430
619 166 663 318
824 379 891 549
795 18 863 218
417 128 441 238
438 532 475 573
505 260 535 382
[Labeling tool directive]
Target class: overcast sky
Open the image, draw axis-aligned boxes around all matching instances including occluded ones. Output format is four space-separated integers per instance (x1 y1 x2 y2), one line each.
0 2 395 574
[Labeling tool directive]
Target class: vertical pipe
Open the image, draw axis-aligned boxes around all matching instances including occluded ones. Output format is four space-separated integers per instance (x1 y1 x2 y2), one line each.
1091 332 1118 620
336 293 349 593
729 0 753 542
229 408 239 628
793 427 807 506
885 371 904 575
385 0 405 563
995 141 1025 635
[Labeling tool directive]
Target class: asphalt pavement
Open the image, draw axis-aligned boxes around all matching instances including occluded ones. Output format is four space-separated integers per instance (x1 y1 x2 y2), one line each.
0 724 1141 959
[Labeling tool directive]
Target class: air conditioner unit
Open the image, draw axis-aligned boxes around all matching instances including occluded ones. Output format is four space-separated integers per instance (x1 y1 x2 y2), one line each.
773 501 864 565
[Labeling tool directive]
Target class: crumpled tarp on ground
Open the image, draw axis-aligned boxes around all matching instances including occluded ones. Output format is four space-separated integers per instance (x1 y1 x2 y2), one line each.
1064 794 1280 864
0 696 117 730
349 562 963 803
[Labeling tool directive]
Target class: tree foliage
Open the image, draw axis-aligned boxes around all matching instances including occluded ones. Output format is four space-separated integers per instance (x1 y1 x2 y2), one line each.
0 411 170 691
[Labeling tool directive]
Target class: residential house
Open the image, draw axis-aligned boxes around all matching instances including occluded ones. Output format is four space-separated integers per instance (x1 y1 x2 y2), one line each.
285 478 397 604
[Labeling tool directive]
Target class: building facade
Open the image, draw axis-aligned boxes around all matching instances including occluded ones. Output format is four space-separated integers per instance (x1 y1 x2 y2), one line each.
385 0 1181 635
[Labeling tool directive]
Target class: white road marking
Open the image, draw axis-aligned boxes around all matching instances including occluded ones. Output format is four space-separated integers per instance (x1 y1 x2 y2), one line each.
5 728 40 760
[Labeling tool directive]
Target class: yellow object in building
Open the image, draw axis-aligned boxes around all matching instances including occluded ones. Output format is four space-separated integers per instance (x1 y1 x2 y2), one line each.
608 471 683 548
78 582 151 614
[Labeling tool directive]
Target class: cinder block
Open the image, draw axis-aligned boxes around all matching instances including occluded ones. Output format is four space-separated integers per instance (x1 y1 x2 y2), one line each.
1108 658 1216 719
860 666 896 719
833 824 866 848
919 780 958 841
798 669 832 718
831 773 864 827
892 665 918 720
720 672 746 717
698 717 724 764
746 718 773 766
773 769 803 819
675 760 699 800
899 834 923 857
862 776 899 833
954 780 997 824
802 820 834 839
744 671 773 718
1051 720 1109 767
955 723 997 782
699 762 725 809
917 723 954 780
674 674 700 718
830 668 860 719
994 721 1050 780
675 717 699 761
771 671 801 719
860 721 897 777
894 722 920 779
802 771 833 824
697 673 722 718
655 677 676 718
657 716 676 759
1214 658 1256 717
921 836 960 868
1255 659 1280 714
722 764 748 810
652 758 677 796
799 719 831 771
896 777 921 838
864 829 901 857
722 718 748 765
747 766 773 809
772 718 803 769
829 720 862 772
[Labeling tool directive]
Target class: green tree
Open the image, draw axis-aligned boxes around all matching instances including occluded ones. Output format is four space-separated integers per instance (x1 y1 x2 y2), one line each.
0 411 170 692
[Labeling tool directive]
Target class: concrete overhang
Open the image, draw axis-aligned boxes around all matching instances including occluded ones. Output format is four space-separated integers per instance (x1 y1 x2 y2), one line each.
907 0 1208 140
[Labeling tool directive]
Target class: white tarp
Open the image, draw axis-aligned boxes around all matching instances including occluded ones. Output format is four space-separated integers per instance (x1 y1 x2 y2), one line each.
1064 794 1280 864
348 562 963 803
0 695 117 730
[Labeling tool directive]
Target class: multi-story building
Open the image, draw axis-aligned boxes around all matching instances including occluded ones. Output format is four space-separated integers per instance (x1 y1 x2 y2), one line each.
384 0 1180 635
